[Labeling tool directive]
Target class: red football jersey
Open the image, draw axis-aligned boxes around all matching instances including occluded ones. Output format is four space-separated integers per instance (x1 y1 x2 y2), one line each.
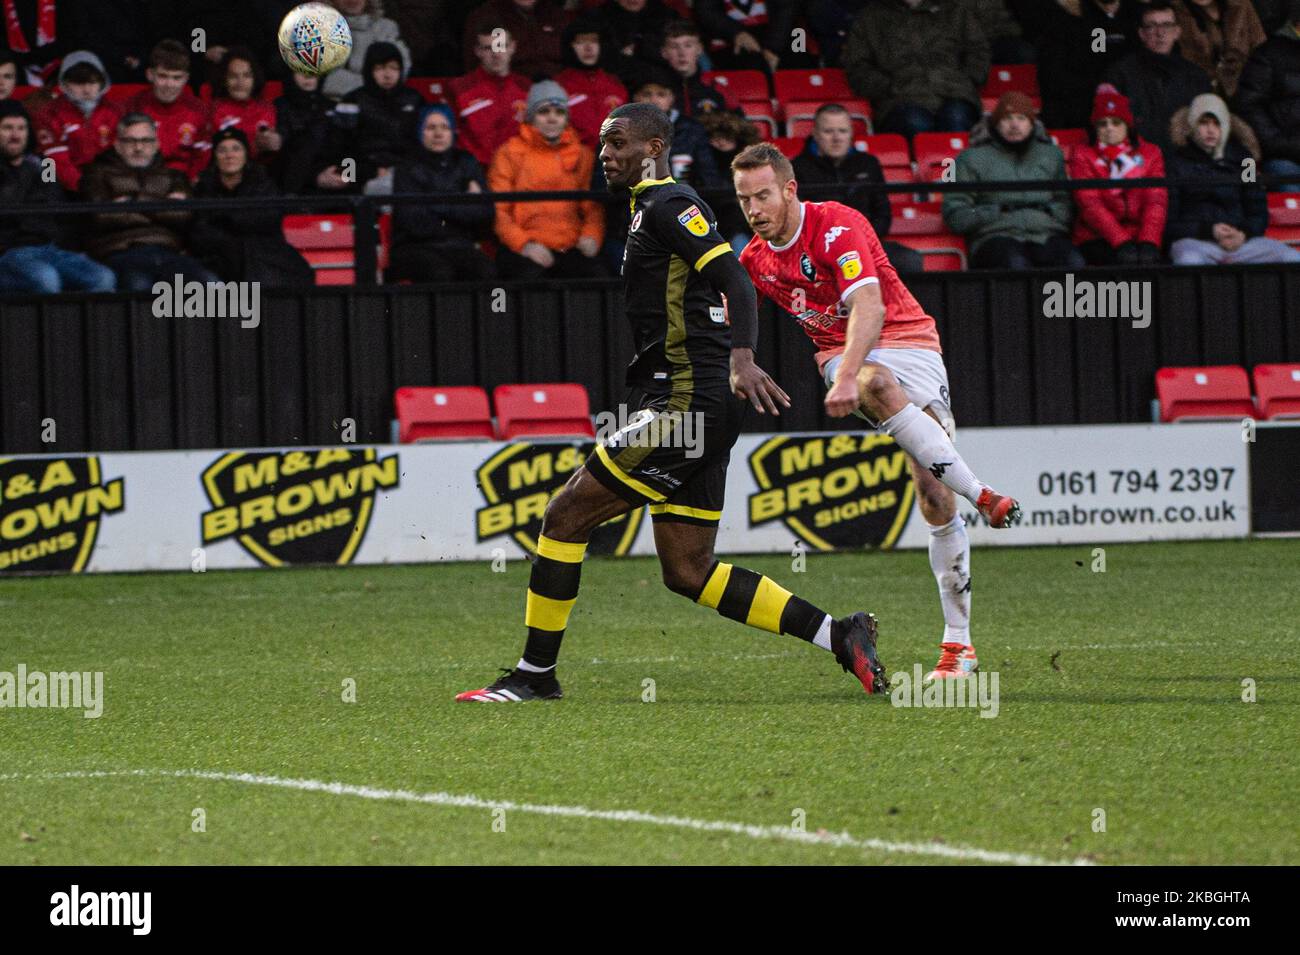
127 89 212 182
740 200 941 369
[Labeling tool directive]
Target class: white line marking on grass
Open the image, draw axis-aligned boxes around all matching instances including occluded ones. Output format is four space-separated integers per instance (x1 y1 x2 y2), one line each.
0 769 1096 866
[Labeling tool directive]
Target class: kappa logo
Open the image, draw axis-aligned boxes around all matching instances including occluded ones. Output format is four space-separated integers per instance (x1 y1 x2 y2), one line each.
0 457 125 574
747 434 914 550
929 460 951 480
200 448 399 567
823 225 849 252
677 204 710 237
476 442 644 556
800 252 816 281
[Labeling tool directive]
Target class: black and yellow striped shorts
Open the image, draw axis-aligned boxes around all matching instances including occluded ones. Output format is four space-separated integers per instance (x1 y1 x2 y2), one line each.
585 383 744 527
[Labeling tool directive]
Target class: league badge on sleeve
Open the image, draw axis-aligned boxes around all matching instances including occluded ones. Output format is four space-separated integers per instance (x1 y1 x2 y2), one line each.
677 204 710 237
836 250 862 281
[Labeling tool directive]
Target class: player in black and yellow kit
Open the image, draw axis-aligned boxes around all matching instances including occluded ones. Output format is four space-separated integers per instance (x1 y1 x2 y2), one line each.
457 103 886 702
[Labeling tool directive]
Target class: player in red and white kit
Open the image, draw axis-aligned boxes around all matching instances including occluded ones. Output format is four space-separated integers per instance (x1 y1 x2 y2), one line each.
732 143 1020 680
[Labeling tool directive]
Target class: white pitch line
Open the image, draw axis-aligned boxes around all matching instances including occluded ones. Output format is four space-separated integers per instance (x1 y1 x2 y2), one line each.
0 769 1095 866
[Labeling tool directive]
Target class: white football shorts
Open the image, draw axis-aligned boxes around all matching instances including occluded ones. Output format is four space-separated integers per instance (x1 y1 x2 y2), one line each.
822 347 956 440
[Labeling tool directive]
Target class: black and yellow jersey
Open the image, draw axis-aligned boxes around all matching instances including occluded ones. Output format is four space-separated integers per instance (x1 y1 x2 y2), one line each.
620 177 736 389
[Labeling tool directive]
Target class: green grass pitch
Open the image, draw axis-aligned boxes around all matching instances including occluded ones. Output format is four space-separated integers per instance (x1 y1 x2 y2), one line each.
1 538 1295 866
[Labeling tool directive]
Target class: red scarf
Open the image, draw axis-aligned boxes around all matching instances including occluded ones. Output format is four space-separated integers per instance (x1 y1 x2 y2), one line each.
4 0 56 53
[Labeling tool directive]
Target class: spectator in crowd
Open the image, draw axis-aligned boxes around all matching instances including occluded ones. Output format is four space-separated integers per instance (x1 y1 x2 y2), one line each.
79 113 219 291
589 0 677 65
462 0 571 80
210 47 281 163
275 73 346 195
1172 0 1268 96
1165 91 1300 261
0 51 20 101
1251 0 1294 31
386 0 460 77
969 0 1037 64
337 41 424 193
64 0 170 84
488 80 606 280
323 0 411 100
943 92 1084 269
699 108 759 249
185 1 292 86
1234 0 1300 192
1026 1 1142 130
0 101 116 294
806 0 872 68
450 26 532 167
555 14 629 150
1068 86 1168 264
31 51 121 193
128 40 212 183
1104 1 1214 154
791 104 925 273
630 65 724 190
3 0 71 85
388 104 496 282
191 127 314 286
843 0 990 140
694 0 798 73
657 19 743 119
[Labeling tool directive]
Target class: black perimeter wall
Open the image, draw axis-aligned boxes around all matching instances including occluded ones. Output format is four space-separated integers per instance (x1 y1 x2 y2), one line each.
1 264 1298 454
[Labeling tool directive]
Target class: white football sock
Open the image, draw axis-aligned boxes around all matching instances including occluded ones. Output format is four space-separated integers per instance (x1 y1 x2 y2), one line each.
812 614 833 652
880 403 984 504
928 514 971 646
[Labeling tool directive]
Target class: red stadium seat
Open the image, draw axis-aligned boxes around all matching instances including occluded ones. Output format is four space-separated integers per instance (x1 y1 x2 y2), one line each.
395 386 495 442
772 136 803 160
889 233 967 271
982 64 1039 98
913 132 969 181
773 68 853 103
406 76 455 103
1155 366 1257 422
283 214 369 286
493 383 595 440
1252 364 1300 420
1049 128 1089 152
741 100 779 139
701 69 770 103
1266 193 1300 247
889 201 945 234
784 98 872 137
856 133 910 169
103 83 148 107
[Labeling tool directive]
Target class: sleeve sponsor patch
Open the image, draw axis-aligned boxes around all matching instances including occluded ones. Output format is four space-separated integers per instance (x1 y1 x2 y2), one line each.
836 250 862 281
676 203 710 237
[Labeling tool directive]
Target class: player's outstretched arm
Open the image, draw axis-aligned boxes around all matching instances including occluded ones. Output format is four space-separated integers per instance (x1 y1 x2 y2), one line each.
825 283 886 418
700 251 791 416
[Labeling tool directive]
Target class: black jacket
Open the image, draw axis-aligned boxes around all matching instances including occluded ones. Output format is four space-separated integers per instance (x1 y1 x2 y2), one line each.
338 44 426 176
391 146 492 247
191 163 314 286
1165 140 1269 243
670 112 724 190
275 84 339 194
1104 44 1214 154
1234 28 1300 164
1030 0 1143 129
0 154 65 251
792 141 891 238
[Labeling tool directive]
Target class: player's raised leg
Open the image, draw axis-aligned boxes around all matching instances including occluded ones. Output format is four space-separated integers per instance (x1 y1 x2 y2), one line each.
455 468 630 702
652 519 887 694
906 451 979 680
850 362 1020 528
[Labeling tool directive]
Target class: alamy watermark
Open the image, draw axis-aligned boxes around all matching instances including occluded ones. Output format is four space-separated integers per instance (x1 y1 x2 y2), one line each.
152 274 260 329
889 665 999 718
0 664 103 718
1042 274 1151 329
594 405 705 459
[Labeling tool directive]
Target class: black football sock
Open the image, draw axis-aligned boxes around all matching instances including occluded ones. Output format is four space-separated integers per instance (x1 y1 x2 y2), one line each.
519 535 587 674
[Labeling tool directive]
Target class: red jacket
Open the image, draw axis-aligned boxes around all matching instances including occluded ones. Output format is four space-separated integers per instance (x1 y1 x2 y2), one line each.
127 88 212 182
554 68 627 150
1068 138 1167 248
211 98 278 158
32 95 122 192
450 68 532 166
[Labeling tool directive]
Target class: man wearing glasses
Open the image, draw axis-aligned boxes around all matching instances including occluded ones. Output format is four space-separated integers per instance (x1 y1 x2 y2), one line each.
79 114 220 292
1104 0 1213 154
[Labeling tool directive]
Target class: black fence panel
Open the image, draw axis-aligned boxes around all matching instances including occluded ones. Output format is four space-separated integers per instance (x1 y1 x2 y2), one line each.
1 264 1297 454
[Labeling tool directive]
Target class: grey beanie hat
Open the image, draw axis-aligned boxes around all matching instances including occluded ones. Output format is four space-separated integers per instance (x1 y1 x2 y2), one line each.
526 80 569 121
1188 92 1231 160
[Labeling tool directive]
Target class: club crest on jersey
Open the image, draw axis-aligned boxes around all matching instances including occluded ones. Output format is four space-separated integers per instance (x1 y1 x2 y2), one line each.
836 250 862 280
823 225 849 252
677 204 710 236
799 253 816 281
630 209 643 232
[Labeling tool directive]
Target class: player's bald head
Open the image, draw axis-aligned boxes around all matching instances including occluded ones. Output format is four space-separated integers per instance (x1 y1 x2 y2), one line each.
604 102 673 151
